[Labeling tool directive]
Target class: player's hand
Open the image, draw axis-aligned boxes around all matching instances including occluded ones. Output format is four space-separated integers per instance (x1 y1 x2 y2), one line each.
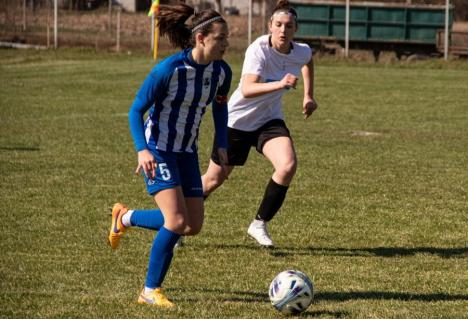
280 73 298 90
135 149 157 179
303 98 318 119
217 147 229 180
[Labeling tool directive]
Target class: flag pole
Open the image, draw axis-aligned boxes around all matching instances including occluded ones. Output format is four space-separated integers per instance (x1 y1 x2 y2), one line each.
148 0 160 61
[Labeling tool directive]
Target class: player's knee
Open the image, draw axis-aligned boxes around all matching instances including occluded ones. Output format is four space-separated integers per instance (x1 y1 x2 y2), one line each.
213 173 227 188
182 216 203 235
205 171 226 190
277 158 297 179
165 215 187 234
183 223 203 236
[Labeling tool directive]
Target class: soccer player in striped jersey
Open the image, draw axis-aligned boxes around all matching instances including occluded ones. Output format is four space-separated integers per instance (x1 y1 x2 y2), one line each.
107 3 231 307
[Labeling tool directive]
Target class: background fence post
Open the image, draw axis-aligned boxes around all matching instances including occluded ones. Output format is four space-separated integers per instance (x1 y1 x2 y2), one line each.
248 0 252 45
345 0 350 57
47 0 50 47
22 0 27 31
116 6 121 52
54 0 57 49
444 0 450 60
108 0 112 34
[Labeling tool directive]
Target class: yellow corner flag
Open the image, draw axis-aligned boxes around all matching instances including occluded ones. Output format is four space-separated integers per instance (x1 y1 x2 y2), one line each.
148 0 159 17
148 0 160 61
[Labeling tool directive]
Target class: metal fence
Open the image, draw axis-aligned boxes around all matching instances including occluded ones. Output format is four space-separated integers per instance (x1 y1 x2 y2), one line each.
0 0 266 52
1 0 465 53
0 1 154 51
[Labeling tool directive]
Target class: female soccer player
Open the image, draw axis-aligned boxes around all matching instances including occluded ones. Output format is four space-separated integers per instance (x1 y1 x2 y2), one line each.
113 0 316 249
107 3 231 307
202 0 318 247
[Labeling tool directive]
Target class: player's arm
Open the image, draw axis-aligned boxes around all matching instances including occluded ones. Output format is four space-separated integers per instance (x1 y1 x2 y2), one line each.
212 97 228 150
212 97 229 178
211 63 232 178
129 102 156 179
128 71 162 179
240 73 298 98
301 57 318 119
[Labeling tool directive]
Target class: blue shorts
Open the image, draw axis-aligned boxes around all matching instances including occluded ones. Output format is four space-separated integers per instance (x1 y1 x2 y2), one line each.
143 149 203 197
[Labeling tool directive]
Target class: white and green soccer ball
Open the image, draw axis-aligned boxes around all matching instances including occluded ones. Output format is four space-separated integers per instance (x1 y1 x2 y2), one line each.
269 270 314 315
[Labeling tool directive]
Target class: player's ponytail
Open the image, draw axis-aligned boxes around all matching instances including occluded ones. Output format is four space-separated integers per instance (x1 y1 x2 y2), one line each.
156 3 194 49
156 2 226 49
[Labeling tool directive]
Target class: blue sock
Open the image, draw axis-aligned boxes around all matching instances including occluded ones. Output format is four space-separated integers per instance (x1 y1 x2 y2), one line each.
145 226 181 289
130 209 164 231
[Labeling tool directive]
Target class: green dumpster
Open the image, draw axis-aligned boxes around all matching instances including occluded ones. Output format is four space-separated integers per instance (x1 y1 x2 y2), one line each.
291 0 454 58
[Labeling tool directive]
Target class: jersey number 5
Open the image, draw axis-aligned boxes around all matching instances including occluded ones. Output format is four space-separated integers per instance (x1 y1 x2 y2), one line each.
158 163 171 181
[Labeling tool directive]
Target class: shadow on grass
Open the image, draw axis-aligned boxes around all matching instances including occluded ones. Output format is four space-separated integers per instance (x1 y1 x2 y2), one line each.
168 286 267 303
199 243 468 259
316 291 468 302
270 246 468 259
0 146 40 151
168 287 468 303
301 310 350 318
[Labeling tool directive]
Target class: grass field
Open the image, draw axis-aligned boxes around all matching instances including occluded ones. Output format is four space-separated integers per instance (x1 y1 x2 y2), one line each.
1 49 467 319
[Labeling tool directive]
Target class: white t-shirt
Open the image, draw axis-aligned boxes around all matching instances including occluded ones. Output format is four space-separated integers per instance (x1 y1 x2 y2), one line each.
227 35 312 131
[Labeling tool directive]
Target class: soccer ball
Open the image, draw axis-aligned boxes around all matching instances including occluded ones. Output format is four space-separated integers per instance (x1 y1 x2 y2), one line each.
269 270 314 315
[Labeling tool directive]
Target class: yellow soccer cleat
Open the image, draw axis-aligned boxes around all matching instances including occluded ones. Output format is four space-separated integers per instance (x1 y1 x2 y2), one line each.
108 203 129 249
138 288 175 308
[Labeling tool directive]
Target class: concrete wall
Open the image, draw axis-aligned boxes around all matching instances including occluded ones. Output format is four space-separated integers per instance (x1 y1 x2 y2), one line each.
117 0 152 12
117 0 136 12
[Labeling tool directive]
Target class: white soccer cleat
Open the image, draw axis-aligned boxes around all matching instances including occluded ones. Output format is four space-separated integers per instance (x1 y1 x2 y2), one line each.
247 220 274 247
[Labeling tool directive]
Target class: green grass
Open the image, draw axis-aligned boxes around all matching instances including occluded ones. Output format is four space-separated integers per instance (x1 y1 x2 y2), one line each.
1 48 467 319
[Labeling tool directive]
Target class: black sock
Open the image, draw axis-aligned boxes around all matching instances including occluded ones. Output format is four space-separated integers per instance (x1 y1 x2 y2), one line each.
256 178 289 222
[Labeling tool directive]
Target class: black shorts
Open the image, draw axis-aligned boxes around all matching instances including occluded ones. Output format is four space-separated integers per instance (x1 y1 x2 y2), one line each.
211 119 291 166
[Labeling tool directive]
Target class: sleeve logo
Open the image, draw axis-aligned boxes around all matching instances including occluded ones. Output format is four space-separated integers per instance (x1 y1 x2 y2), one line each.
215 95 228 103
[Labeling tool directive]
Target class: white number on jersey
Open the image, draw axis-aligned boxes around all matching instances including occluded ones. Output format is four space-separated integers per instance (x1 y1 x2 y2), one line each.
158 163 171 181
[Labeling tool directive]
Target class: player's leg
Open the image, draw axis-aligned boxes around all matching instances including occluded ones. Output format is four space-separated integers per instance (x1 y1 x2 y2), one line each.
108 149 183 249
138 186 186 308
114 135 238 244
182 197 204 234
138 151 208 307
260 135 297 217
247 121 296 247
202 159 234 196
108 203 165 250
177 151 205 236
128 150 184 307
115 151 210 249
202 127 251 197
127 208 164 230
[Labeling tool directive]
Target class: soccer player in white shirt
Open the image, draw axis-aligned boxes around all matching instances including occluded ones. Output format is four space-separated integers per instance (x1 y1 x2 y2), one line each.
202 0 318 247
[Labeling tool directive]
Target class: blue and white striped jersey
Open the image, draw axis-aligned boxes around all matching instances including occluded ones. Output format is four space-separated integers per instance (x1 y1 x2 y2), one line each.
129 48 232 153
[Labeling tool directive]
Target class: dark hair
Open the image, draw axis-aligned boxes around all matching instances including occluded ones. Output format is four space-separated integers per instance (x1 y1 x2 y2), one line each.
156 2 226 49
272 0 298 19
